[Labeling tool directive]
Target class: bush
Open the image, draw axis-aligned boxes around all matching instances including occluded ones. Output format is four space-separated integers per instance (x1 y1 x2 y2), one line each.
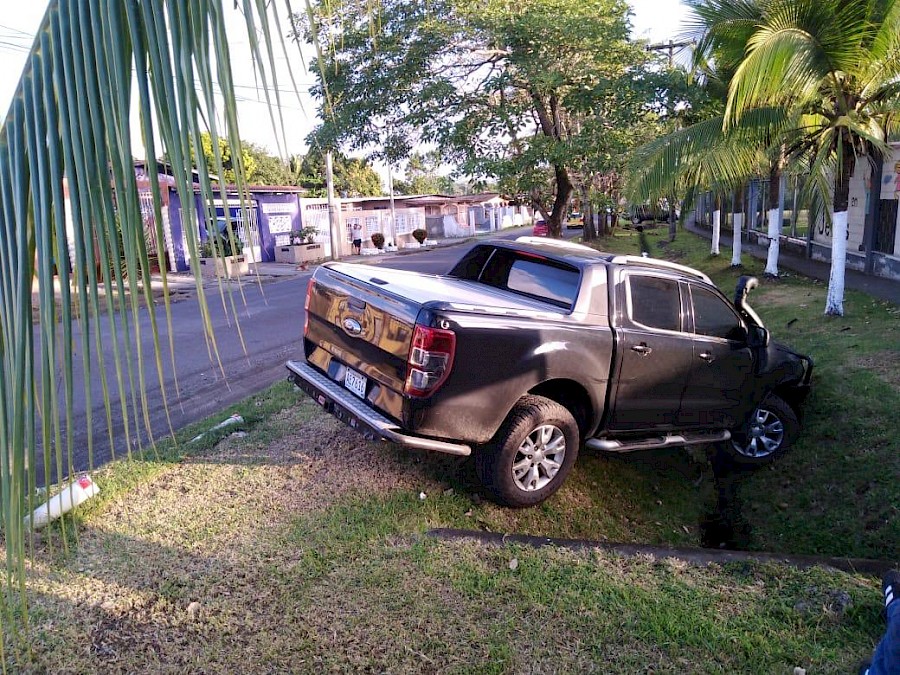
371 232 385 249
290 225 319 244
201 224 244 258
412 228 427 244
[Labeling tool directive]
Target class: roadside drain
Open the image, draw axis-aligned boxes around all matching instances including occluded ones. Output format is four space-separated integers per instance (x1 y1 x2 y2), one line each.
426 528 895 577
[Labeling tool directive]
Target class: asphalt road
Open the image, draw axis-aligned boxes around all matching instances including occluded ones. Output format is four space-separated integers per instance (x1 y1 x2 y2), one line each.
45 228 549 482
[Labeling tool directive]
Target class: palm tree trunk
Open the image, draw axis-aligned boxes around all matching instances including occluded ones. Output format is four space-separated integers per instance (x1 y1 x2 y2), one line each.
765 164 782 276
711 192 721 255
668 195 677 242
731 186 744 267
825 146 856 315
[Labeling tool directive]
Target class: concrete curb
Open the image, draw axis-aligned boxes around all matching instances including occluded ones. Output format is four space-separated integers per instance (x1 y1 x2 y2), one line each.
427 528 897 577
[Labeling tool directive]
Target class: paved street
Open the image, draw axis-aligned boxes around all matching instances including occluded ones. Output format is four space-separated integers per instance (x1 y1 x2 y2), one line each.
48 227 546 482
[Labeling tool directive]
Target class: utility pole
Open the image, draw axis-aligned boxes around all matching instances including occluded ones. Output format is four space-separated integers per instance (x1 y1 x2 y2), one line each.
325 150 340 261
387 162 397 244
647 39 694 68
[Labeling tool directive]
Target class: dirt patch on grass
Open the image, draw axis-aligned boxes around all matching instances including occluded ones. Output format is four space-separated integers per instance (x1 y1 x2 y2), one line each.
851 350 900 389
15 401 472 671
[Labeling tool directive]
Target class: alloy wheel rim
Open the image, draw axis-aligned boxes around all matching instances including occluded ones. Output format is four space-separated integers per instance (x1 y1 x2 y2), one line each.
512 424 566 492
732 408 784 458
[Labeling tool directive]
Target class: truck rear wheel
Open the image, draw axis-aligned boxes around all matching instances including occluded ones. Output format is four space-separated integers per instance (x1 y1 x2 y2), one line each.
476 395 579 507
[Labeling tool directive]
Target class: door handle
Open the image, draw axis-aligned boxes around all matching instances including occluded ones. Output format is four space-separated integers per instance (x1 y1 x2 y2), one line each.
631 343 652 356
698 351 715 364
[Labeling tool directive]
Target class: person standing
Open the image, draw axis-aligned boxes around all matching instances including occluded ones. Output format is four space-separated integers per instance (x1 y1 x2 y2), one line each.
351 222 363 254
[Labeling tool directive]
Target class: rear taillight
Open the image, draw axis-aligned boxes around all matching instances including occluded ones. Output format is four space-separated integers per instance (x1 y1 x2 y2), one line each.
303 279 314 337
404 324 456 397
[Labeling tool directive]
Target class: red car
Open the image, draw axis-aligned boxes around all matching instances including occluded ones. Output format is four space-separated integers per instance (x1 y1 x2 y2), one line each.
532 218 548 236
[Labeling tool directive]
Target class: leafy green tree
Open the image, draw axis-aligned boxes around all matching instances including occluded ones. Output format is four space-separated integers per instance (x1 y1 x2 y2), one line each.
190 132 298 185
627 0 793 267
296 150 383 197
394 151 456 195
297 0 653 237
726 0 900 315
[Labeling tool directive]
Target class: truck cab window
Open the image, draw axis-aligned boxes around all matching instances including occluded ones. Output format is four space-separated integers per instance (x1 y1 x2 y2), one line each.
627 275 681 331
691 286 745 340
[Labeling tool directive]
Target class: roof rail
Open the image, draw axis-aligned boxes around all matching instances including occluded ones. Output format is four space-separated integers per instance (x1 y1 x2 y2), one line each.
609 255 713 284
514 236 596 252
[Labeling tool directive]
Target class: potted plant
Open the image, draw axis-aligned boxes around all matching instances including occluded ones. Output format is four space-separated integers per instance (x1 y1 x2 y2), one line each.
197 222 248 279
411 228 428 246
275 225 325 264
370 232 385 250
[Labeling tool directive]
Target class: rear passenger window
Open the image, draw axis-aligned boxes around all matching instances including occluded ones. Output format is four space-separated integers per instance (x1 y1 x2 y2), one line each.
507 259 578 307
628 275 681 331
474 249 580 308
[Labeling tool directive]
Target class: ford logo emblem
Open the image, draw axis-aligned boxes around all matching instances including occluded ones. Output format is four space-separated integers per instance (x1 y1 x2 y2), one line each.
342 318 362 336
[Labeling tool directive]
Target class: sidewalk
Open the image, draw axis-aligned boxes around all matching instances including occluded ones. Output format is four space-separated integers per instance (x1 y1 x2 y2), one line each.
684 222 900 305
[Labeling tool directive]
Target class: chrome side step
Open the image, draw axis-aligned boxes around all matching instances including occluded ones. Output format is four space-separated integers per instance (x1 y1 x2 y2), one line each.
586 430 731 453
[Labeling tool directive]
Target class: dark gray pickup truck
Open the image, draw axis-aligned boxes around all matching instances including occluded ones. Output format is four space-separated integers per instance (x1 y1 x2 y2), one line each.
286 237 812 507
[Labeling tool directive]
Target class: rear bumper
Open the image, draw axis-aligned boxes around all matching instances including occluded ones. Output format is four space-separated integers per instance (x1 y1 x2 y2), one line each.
285 360 472 457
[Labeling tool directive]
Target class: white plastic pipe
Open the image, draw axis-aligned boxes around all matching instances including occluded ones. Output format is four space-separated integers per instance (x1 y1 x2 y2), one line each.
27 475 99 529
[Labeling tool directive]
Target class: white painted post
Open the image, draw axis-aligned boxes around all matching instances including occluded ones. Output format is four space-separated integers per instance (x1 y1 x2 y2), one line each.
711 208 721 255
825 211 849 315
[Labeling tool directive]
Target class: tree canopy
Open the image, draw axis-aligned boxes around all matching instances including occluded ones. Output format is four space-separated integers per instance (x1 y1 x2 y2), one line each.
186 133 382 195
297 0 662 235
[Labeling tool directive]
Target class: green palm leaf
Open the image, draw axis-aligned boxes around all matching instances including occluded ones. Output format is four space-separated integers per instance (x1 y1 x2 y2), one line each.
0 0 298 646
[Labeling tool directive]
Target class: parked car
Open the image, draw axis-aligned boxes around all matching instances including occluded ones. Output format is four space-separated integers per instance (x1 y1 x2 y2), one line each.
566 212 583 229
532 218 549 236
287 237 813 507
629 205 656 224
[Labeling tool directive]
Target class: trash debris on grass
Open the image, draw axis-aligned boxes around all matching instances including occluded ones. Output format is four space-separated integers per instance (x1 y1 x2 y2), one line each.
191 414 244 443
26 475 100 529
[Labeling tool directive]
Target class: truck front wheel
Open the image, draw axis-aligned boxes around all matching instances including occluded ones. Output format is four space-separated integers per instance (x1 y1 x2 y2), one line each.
724 394 799 465
476 395 579 507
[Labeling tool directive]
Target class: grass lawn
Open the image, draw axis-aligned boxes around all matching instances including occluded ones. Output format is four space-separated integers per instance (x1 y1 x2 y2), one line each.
4 227 897 671
593 225 900 560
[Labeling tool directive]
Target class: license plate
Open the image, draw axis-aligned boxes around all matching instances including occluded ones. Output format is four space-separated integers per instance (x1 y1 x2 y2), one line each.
344 368 367 399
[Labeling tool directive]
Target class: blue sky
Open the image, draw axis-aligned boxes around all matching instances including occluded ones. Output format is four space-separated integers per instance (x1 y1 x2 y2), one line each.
0 1 691 160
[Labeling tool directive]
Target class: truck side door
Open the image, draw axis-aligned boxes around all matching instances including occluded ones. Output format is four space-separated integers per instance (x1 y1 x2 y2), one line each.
678 283 755 429
608 272 694 432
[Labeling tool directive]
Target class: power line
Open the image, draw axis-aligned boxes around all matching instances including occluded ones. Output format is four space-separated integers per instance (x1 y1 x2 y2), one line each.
0 23 34 37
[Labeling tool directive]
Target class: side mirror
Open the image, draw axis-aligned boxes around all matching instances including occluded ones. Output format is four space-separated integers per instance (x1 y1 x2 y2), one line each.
747 324 770 348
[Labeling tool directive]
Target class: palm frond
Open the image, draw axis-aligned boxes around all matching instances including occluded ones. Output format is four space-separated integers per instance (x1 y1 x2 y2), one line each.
0 0 296 643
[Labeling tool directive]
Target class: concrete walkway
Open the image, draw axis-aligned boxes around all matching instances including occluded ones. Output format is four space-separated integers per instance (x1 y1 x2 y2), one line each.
684 222 900 305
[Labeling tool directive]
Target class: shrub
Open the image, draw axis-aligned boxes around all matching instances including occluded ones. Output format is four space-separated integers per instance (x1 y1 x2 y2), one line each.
291 225 319 244
371 232 385 249
412 228 427 244
201 225 244 258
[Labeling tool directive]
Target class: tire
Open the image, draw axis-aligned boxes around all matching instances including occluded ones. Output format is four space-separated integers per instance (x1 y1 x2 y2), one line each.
723 394 799 466
476 395 579 507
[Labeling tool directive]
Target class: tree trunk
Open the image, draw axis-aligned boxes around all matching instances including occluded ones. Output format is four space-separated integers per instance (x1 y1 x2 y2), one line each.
668 195 677 242
765 164 782 277
548 165 572 238
582 184 596 241
825 146 856 316
711 192 721 255
731 186 744 267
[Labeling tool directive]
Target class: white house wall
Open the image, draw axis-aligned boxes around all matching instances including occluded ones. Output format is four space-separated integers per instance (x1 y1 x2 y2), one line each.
819 147 900 258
